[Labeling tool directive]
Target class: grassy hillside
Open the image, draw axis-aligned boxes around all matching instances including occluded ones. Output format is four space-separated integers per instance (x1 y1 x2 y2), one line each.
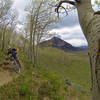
38 47 91 91
0 49 91 100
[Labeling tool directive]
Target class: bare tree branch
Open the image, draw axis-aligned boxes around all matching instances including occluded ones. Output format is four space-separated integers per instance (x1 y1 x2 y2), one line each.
55 0 75 13
55 0 81 17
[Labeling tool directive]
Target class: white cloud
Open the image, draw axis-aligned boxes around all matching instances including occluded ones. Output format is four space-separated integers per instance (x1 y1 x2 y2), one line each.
65 39 88 47
13 0 29 21
51 25 82 34
13 0 28 8
50 25 88 46
50 27 71 34
91 0 95 4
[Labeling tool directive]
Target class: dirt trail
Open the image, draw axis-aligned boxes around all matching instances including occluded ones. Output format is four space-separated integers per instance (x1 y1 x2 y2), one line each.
0 70 15 86
0 61 23 86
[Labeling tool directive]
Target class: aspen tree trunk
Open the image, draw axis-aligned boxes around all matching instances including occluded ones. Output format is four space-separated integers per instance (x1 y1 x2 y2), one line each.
29 14 33 61
2 26 7 51
32 1 43 67
7 22 14 47
76 0 100 99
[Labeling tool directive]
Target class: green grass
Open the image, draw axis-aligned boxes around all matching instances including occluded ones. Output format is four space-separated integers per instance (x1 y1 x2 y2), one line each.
0 48 91 100
0 50 5 62
0 60 67 100
38 47 91 91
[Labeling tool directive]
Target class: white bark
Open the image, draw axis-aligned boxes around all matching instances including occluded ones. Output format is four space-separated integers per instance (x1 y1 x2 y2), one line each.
76 0 100 99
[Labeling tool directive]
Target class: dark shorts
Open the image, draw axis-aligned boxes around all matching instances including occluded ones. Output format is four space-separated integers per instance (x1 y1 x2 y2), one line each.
13 54 19 61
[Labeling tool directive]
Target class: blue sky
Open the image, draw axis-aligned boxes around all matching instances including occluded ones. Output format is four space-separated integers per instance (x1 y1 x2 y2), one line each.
13 0 97 47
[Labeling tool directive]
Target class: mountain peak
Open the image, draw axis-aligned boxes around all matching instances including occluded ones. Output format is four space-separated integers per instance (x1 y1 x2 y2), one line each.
51 36 61 40
40 37 75 50
39 37 88 54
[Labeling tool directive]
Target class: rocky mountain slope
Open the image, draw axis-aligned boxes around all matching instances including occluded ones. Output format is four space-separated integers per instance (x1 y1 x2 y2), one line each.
39 37 88 54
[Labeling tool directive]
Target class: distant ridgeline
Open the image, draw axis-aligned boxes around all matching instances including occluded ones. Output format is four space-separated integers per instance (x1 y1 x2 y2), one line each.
39 37 88 54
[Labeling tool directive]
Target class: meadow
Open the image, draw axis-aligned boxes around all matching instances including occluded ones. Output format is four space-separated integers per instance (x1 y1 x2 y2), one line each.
38 47 91 91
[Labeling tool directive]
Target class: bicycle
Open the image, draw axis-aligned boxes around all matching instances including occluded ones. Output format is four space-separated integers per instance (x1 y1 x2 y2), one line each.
5 56 21 73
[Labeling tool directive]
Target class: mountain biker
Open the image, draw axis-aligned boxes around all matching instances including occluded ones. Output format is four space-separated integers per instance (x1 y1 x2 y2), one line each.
7 48 21 73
